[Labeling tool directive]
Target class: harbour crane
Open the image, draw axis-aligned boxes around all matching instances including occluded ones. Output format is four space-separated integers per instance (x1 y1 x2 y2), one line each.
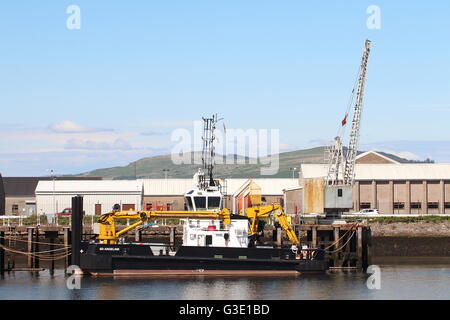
324 40 372 216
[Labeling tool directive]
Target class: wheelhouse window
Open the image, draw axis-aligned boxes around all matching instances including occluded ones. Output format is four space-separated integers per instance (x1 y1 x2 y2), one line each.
208 197 221 208
194 197 206 209
186 197 193 210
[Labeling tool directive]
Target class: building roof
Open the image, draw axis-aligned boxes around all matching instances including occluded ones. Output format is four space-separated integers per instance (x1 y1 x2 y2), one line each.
140 178 300 196
36 180 142 194
3 177 102 197
300 164 450 180
356 151 400 164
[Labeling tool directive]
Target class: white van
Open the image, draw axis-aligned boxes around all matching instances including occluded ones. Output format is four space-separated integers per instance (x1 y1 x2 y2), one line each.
356 209 379 215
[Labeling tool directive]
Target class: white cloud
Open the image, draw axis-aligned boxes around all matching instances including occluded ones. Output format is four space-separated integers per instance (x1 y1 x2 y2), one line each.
48 120 112 133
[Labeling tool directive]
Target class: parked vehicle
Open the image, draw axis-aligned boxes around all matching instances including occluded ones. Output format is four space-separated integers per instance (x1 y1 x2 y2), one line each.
356 209 379 215
56 208 72 216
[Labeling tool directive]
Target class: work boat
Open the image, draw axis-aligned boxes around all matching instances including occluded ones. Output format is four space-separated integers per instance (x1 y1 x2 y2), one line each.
77 200 328 276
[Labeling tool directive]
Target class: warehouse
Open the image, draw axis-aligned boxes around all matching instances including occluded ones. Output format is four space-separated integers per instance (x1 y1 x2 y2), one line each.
35 180 143 216
2 177 102 216
299 161 450 214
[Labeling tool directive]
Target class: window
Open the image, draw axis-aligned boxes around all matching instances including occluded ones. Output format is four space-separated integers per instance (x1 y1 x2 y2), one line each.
208 197 221 208
186 197 193 210
338 189 343 197
428 202 439 209
411 202 421 209
394 202 405 209
12 204 19 214
445 203 450 209
205 235 213 246
360 203 371 209
194 197 206 209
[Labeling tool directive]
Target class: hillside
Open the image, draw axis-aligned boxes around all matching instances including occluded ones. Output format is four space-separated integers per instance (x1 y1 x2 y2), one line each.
75 147 419 180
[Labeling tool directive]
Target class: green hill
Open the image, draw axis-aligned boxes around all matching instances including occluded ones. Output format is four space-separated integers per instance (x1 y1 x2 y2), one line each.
76 147 418 180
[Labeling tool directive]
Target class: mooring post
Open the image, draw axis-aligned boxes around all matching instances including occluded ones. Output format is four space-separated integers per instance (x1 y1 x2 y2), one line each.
34 227 40 269
45 231 58 276
0 231 5 275
333 227 340 267
135 228 142 242
63 227 70 272
356 226 363 270
27 227 34 269
312 226 317 248
276 227 282 247
71 196 83 268
169 227 175 249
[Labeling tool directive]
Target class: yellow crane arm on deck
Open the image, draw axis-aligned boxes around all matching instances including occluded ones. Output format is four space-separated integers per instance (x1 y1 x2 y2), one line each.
243 205 300 245
97 209 231 244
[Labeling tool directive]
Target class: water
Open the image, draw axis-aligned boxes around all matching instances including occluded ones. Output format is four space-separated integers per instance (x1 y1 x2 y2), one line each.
0 258 449 300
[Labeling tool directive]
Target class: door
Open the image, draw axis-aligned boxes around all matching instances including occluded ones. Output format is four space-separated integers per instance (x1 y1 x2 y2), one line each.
95 204 102 215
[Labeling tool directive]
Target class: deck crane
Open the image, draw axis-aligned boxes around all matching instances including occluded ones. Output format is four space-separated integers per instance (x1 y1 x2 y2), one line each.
324 40 372 217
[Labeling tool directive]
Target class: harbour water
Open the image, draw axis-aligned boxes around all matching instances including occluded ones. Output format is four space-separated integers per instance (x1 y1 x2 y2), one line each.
0 257 449 300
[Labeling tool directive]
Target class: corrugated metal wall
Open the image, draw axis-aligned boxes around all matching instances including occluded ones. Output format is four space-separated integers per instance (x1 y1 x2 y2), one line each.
36 193 142 216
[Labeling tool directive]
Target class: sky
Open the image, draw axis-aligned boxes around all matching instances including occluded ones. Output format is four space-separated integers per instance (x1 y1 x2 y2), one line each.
0 1 449 176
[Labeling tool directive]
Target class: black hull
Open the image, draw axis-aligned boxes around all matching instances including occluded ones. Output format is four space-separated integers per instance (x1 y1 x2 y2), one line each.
79 242 329 276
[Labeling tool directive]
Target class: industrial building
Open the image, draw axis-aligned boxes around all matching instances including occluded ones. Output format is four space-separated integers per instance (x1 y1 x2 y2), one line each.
35 180 143 216
2 177 102 216
299 151 450 214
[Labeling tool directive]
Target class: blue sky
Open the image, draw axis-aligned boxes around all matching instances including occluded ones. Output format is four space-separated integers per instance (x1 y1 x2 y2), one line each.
0 1 449 176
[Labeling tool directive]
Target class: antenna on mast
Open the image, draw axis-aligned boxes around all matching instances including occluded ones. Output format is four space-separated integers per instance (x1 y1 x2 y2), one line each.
198 114 223 191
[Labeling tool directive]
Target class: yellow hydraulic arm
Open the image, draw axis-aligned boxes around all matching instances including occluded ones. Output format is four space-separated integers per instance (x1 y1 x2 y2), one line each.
243 205 300 245
97 208 231 244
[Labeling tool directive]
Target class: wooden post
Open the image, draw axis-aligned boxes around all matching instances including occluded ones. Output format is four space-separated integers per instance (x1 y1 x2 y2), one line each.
169 227 175 249
312 227 317 248
135 229 142 242
356 226 363 270
276 227 282 247
49 236 55 275
333 227 340 267
34 227 40 269
63 227 70 272
0 231 4 274
27 227 34 269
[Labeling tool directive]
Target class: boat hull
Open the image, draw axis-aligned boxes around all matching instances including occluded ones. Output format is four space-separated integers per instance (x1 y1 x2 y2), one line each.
79 243 329 276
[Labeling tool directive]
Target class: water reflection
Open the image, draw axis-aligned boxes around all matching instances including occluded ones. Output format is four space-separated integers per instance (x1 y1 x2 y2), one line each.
0 260 449 300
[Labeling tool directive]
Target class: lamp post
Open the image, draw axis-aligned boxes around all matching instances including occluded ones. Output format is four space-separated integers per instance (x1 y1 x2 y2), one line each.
290 167 298 180
163 169 170 180
47 169 56 225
